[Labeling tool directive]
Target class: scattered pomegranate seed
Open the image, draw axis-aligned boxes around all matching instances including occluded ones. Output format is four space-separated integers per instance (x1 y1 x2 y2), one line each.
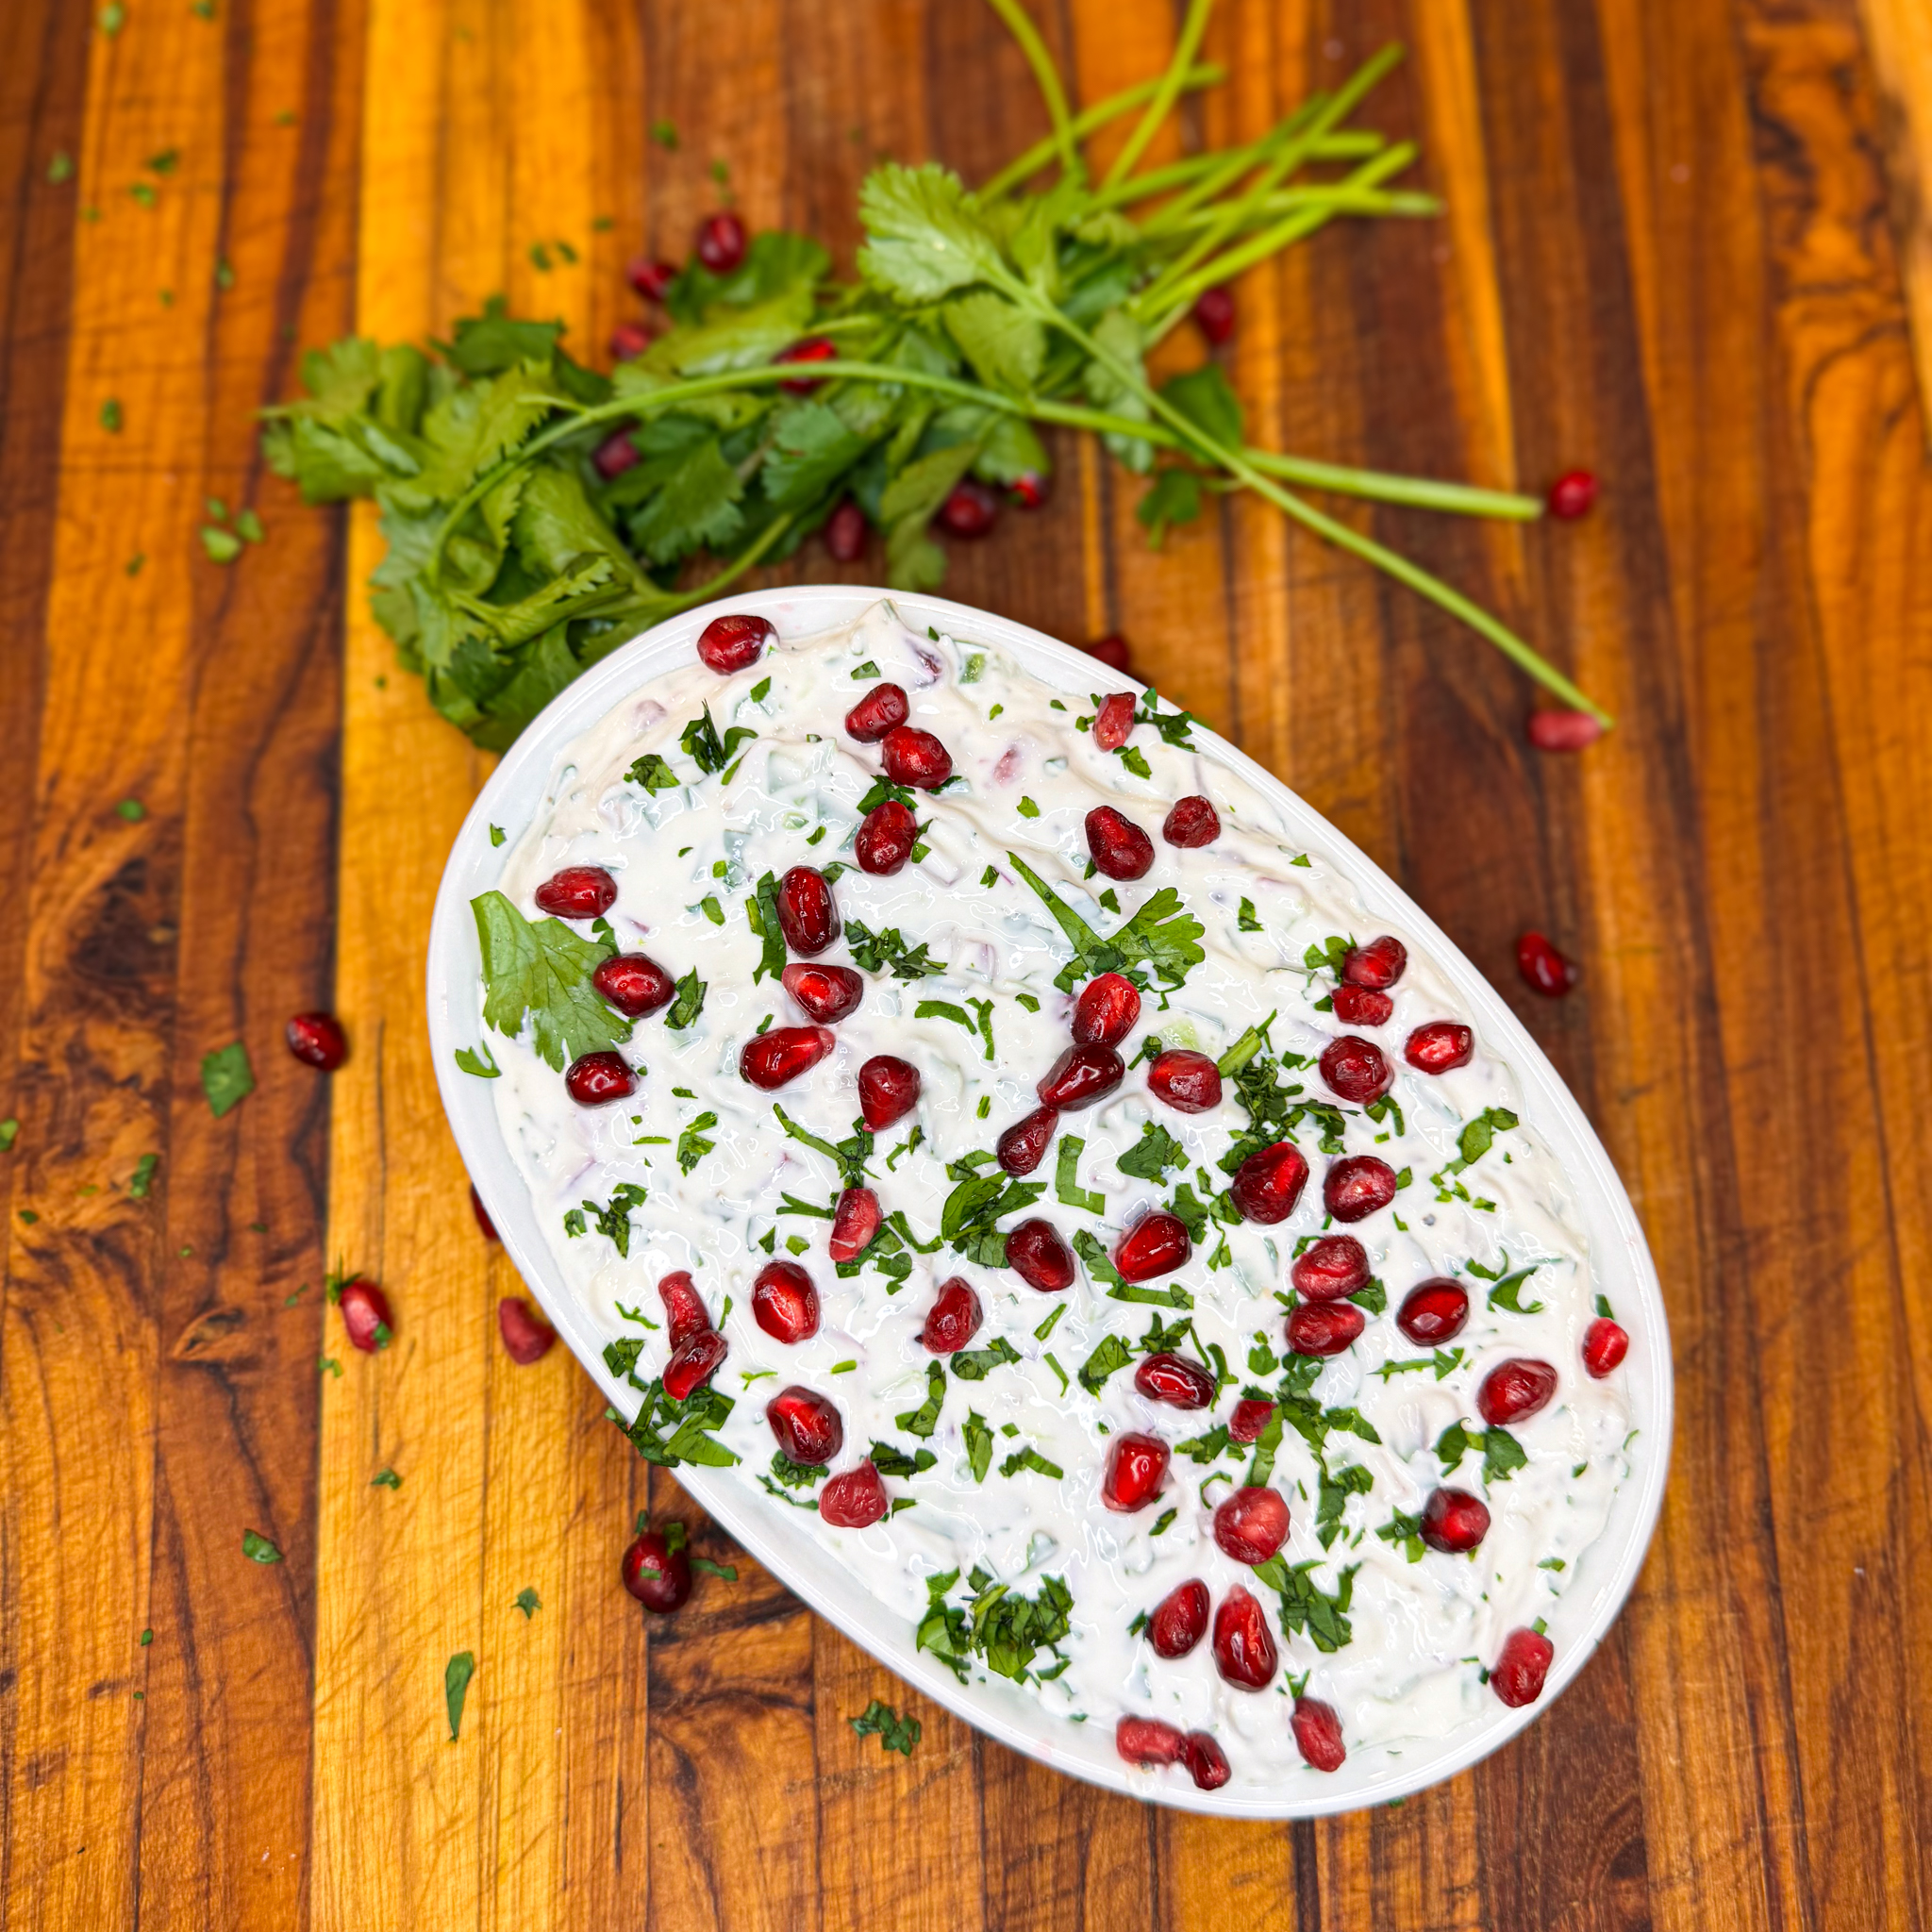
1228 1398 1274 1443
695 610 773 675
857 1054 920 1129
1134 1352 1214 1409
1114 1210 1191 1283
1517 930 1579 997
1211 1585 1277 1689
1546 469 1597 520
819 1460 889 1527
469 1183 498 1241
626 257 677 301
1181 1732 1231 1790
1193 285 1236 344
880 724 953 791
1072 972 1141 1047
287 1010 348 1071
1009 470 1049 509
1286 1300 1365 1357
767 1385 842 1464
1342 936 1407 990
1582 1317 1629 1377
1228 1141 1310 1225
1396 1278 1469 1345
996 1105 1059 1175
1085 806 1154 880
592 954 676 1019
776 866 840 955
843 681 909 742
1116 1715 1185 1767
1421 1486 1490 1554
1527 708 1604 751
1331 983 1392 1026
1477 1357 1558 1425
936 478 999 538
1007 1218 1076 1292
775 335 838 393
1405 1020 1474 1074
622 1529 691 1613
740 1025 834 1091
1491 1626 1555 1707
752 1260 821 1343
535 865 618 919
855 799 920 874
1148 1578 1210 1657
664 1327 728 1400
824 499 868 562
1324 1155 1397 1223
658 1271 710 1348
565 1050 636 1106
1147 1048 1222 1113
592 429 639 480
497 1296 556 1364
337 1277 391 1352
1100 1432 1170 1512
920 1276 983 1354
608 321 651 362
1291 1696 1345 1771
1291 1235 1369 1301
827 1185 882 1263
1213 1486 1291 1565
1319 1034 1392 1104
694 209 747 274
1159 795 1220 850
1037 1042 1125 1111
1093 691 1137 752
1084 634 1133 674
782 962 863 1024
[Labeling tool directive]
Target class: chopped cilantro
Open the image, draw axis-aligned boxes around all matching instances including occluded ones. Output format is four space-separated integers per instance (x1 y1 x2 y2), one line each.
241 1529 283 1564
200 1041 256 1117
917 1566 1073 1685
963 1410 993 1483
1054 1137 1106 1214
999 1445 1063 1480
371 1468 402 1489
679 707 757 774
666 968 706 1030
127 1153 159 1199
847 919 944 979
677 1112 719 1174
454 1041 502 1078
1017 796 1040 818
513 1586 541 1616
444 1651 475 1740
850 1698 922 1756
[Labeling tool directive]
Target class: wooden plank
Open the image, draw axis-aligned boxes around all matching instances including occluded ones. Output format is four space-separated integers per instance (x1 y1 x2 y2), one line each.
1860 0 1932 439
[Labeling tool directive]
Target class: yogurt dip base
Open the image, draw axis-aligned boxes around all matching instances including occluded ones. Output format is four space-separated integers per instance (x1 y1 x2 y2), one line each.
426 585 1671 1818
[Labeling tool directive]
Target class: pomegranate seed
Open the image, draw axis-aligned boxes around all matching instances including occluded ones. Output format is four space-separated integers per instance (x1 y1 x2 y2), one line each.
287 1010 348 1070
1228 1398 1274 1443
827 1185 881 1263
622 1530 691 1613
1147 1578 1210 1657
1147 1048 1222 1113
1009 470 1049 509
1210 1585 1277 1689
1331 983 1392 1026
1319 1034 1392 1104
824 499 868 562
1213 1486 1291 1565
1421 1486 1490 1554
1100 1432 1169 1512
535 865 617 919
996 1105 1059 1175
843 681 909 742
1405 1021 1474 1074
664 1327 728 1400
1092 692 1137 752
1114 1211 1191 1283
695 610 773 675
1085 806 1154 881
1161 794 1220 848
592 429 639 480
1291 1696 1345 1771
752 1260 820 1343
819 1460 888 1527
857 1054 920 1129
782 962 863 1025
1291 1235 1369 1301
497 1296 556 1364
1546 469 1597 519
593 953 675 1018
880 724 953 791
658 1271 710 1348
1583 1317 1629 1377
1116 1715 1185 1767
1134 1352 1214 1409
337 1277 392 1353
936 478 999 538
1527 708 1604 752
767 1385 843 1464
1085 634 1133 675
1193 284 1236 344
1342 936 1407 991
740 1024 834 1091
777 866 840 955
1037 1042 1124 1111
469 1183 498 1241
608 321 651 362
1477 1357 1558 1425
1517 930 1579 997
626 257 677 302
1072 972 1141 1047
775 335 838 393
1491 1627 1555 1707
565 1050 636 1106
1396 1278 1469 1345
1229 1141 1310 1224
920 1276 983 1354
1286 1300 1365 1357
1007 1218 1075 1292
1180 1732 1231 1790
855 799 919 874
1324 1155 1396 1223
694 209 746 274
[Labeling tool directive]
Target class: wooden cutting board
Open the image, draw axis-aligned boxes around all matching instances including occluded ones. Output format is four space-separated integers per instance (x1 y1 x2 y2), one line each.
5 0 1931 1926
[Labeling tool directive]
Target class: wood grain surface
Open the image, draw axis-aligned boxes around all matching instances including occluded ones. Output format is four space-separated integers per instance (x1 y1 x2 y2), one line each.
3 0 1929 1927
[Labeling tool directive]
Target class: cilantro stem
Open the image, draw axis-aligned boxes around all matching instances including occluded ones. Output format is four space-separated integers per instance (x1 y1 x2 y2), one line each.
1087 128 1386 214
1134 100 1329 230
980 64 1228 201
982 0 1083 184
1105 0 1217 188
1151 184 1439 238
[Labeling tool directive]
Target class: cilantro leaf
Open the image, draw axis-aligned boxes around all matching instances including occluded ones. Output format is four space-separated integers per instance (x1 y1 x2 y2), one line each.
200 1042 256 1118
667 968 706 1030
473 890 628 1071
847 919 944 979
849 1697 922 1757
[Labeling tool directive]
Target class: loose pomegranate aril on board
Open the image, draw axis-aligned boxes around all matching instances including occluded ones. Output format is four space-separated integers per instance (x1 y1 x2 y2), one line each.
1397 1278 1469 1345
752 1260 820 1344
1292 1235 1369 1302
469 1183 498 1241
1229 1141 1310 1225
1084 634 1132 675
1072 972 1141 1047
1319 1034 1392 1104
996 1105 1059 1175
880 724 953 791
1085 806 1154 881
1405 1020 1474 1074
819 1461 889 1528
592 429 639 480
1477 1357 1558 1425
1546 469 1598 520
1527 708 1604 752
1193 284 1236 344
1291 1696 1345 1772
608 322 651 362
1181 1732 1231 1790
1114 1211 1191 1283
1229 1398 1275 1443
1148 1578 1210 1657
824 499 868 562
695 610 773 675
1421 1486 1491 1554
1093 691 1137 751
843 681 909 742
827 1185 882 1263
337 1278 391 1353
775 335 838 392
855 799 919 874
1147 1048 1222 1113
663 1327 728 1400
1324 1155 1397 1223
565 1050 636 1106
1116 1716 1185 1767
858 1054 920 1129
593 953 676 1018
921 1276 983 1354
1342 935 1407 990
1286 1300 1365 1357
1331 983 1393 1026
497 1297 556 1365
658 1270 710 1348
1213 1486 1291 1565
694 208 747 273
776 865 841 955
622 1530 691 1613
1517 930 1579 997
287 1010 348 1071
1491 1627 1555 1707
626 257 677 301
1007 1218 1076 1292
1583 1317 1629 1377
767 1385 843 1465
782 962 864 1024
1009 470 1049 509
936 478 999 538
1100 1433 1170 1512
740 1025 834 1091
1211 1586 1278 1689
535 865 617 919
1038 1042 1124 1111
1134 1352 1214 1409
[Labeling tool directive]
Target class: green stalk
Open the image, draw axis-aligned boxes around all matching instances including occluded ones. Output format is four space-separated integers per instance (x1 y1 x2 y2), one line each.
1087 129 1385 213
979 65 1228 201
982 0 1083 184
1148 183 1437 241
1137 100 1327 233
1104 0 1217 188
1242 452 1540 519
